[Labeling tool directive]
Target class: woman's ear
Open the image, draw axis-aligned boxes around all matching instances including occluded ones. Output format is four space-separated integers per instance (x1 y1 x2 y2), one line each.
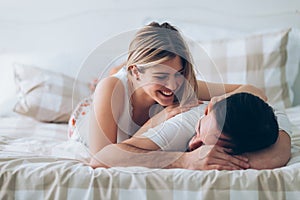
129 65 140 81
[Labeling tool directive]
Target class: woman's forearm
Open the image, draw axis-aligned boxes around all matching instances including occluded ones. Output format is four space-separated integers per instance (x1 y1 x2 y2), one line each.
197 81 267 101
230 84 267 101
89 143 185 169
89 143 250 170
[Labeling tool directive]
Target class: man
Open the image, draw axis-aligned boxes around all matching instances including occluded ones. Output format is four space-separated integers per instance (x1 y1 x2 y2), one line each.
90 93 292 170
187 93 279 155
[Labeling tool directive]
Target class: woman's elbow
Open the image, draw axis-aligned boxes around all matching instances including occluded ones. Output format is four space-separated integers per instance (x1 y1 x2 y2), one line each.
89 144 117 169
89 156 108 169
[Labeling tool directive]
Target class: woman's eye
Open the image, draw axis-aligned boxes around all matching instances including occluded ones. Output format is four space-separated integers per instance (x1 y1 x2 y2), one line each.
154 76 168 80
175 72 183 77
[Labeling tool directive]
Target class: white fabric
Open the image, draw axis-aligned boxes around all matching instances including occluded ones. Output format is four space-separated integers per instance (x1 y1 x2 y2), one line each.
274 109 293 136
142 104 206 151
112 67 140 142
0 107 299 200
70 67 138 146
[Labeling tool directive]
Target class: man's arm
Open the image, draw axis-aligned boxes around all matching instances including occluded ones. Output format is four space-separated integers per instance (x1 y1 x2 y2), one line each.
245 130 291 169
89 142 250 170
245 108 292 169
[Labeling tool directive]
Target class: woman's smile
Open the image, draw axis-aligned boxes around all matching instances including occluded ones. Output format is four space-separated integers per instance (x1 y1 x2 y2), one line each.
159 89 174 97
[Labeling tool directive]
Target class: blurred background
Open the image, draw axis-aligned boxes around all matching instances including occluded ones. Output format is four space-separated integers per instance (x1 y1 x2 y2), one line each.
0 0 299 112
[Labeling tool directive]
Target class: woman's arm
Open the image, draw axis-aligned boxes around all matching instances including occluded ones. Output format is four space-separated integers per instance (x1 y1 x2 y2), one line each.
89 77 124 154
197 80 267 101
90 142 250 170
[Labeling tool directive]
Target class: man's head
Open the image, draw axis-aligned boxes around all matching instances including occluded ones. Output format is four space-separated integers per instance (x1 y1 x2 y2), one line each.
189 93 279 154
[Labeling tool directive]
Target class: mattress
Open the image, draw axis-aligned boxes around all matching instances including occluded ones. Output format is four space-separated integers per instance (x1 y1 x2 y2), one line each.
0 106 300 200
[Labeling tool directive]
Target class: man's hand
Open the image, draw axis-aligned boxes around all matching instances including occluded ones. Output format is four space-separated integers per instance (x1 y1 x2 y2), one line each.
183 145 250 170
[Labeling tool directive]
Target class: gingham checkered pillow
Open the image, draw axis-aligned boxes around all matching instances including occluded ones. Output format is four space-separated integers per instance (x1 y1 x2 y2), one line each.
191 29 291 109
13 64 90 123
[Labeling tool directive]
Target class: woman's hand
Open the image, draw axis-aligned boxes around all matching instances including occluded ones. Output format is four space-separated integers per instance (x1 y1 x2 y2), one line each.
206 94 227 114
133 101 202 137
147 101 202 128
183 145 250 170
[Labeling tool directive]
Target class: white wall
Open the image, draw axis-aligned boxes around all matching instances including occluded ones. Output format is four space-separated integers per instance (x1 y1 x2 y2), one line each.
0 0 299 109
1 0 299 56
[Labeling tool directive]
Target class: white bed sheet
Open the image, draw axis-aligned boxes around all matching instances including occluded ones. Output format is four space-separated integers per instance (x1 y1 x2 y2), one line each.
0 106 300 199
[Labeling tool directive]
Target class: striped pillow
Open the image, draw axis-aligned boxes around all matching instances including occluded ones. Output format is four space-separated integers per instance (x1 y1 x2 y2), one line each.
13 64 90 123
191 29 291 109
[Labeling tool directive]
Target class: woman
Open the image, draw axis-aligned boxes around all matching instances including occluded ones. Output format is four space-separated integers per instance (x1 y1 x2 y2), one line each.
87 22 266 156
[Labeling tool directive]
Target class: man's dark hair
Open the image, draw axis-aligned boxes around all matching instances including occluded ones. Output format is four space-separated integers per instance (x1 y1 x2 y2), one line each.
212 92 279 154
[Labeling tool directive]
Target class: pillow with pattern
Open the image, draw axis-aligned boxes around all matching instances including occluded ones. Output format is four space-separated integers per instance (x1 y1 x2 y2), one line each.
14 63 90 123
190 28 291 109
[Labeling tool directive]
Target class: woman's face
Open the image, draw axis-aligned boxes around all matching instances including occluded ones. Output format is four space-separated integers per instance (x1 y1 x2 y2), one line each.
137 56 185 106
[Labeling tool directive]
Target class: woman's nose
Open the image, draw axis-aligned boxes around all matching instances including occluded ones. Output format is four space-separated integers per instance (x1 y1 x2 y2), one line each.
165 77 177 91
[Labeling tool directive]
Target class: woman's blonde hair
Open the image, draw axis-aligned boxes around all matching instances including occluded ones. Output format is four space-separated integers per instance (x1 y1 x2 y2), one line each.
126 22 199 105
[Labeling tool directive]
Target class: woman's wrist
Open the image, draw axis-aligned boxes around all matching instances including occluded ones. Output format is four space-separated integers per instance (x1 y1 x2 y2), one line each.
234 84 267 101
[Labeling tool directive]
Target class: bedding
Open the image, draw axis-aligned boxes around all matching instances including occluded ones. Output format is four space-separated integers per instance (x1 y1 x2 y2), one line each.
1 1 300 199
190 29 292 109
0 106 300 199
13 63 91 123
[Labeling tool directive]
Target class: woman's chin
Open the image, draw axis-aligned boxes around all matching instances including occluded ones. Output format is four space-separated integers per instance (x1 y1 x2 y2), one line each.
156 98 174 106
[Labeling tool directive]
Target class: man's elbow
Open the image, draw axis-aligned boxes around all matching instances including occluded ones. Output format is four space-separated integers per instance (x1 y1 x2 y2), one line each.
279 133 292 166
269 131 291 169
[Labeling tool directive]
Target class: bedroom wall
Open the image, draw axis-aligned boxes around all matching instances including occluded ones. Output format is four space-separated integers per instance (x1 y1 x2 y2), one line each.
0 0 299 108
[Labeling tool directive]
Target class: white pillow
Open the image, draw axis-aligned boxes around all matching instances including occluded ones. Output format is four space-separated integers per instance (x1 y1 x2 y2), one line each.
13 63 90 123
0 53 84 116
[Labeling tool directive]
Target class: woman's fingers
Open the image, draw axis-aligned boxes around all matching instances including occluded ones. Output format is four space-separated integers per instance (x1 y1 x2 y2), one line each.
207 95 226 113
165 102 201 118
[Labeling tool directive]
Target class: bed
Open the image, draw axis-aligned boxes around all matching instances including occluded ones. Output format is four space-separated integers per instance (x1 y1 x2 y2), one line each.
1 0 300 199
0 107 300 199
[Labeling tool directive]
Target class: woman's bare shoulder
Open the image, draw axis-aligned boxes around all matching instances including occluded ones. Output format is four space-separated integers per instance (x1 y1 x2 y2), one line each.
94 76 125 95
93 76 126 111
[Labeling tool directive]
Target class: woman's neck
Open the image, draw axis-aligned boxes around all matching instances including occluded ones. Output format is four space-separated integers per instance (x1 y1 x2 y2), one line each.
131 87 155 111
128 80 156 126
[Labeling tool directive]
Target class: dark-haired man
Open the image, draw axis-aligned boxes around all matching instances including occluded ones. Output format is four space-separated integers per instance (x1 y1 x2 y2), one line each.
188 93 279 155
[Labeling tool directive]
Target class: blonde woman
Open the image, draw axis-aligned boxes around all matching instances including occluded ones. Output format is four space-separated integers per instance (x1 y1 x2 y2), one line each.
86 22 272 169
